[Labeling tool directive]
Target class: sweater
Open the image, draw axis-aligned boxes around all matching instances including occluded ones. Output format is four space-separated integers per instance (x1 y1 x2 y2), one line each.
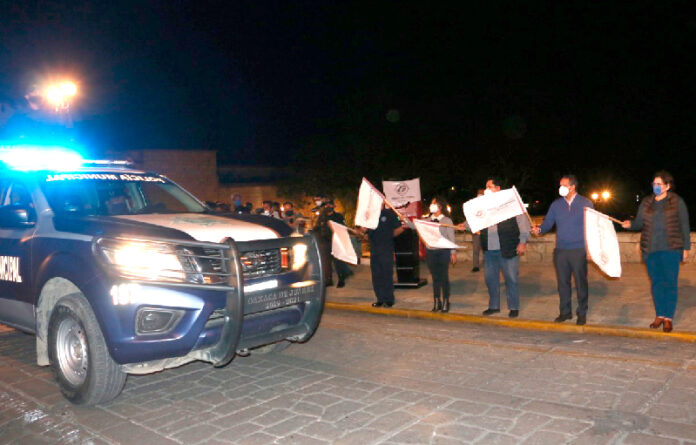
539 194 593 250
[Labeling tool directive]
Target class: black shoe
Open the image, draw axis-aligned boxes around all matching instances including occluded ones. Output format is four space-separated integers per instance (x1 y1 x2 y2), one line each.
576 315 586 326
431 298 442 312
472 267 480 272
336 280 345 288
509 310 519 318
384 302 394 308
482 308 500 316
442 298 450 313
371 302 383 307
554 313 572 323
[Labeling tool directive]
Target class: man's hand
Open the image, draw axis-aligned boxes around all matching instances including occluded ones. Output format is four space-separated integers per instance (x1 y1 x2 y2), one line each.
516 243 526 256
450 252 458 265
621 220 632 229
531 225 541 235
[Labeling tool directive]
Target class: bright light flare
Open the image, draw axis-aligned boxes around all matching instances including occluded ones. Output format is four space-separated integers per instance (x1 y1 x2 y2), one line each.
292 243 308 270
43 81 78 110
591 192 599 201
602 191 611 200
0 145 84 171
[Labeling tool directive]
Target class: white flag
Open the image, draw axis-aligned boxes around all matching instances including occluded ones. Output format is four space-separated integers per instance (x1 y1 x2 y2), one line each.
463 186 526 233
584 207 622 278
413 219 463 250
382 178 421 208
329 221 358 265
354 178 385 229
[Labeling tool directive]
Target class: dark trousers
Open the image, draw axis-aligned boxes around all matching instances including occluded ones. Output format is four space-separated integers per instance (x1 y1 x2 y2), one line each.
472 233 481 268
645 250 681 319
371 252 395 304
553 248 589 316
319 240 351 283
426 249 450 300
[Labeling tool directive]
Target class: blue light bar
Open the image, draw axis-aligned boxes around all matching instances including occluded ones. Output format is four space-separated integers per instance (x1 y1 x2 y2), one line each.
0 145 85 171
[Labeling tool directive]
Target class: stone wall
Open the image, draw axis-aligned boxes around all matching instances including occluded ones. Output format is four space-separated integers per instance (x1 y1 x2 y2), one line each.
454 232 696 264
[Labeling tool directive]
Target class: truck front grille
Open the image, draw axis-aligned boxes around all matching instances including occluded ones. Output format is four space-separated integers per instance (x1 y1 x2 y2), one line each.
239 249 281 278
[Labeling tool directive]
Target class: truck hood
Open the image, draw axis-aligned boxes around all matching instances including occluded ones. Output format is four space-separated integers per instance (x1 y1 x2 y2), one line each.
114 213 281 242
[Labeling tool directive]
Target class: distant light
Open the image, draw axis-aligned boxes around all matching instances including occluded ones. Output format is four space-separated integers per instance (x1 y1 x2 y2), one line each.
602 191 611 200
43 81 78 110
450 186 455 191
591 192 599 201
0 145 84 171
446 205 452 214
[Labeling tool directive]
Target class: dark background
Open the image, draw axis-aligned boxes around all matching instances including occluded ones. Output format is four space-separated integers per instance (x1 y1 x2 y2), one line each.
1 1 695 219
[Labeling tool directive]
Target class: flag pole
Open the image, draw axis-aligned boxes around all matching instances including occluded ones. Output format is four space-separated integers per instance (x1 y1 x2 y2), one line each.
512 186 535 227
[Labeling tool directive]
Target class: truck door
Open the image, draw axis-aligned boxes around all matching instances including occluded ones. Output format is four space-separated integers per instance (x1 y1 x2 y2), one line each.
0 179 37 332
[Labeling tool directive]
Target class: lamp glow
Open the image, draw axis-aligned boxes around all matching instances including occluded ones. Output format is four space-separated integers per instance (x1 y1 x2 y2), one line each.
292 243 308 270
602 191 611 200
591 192 599 201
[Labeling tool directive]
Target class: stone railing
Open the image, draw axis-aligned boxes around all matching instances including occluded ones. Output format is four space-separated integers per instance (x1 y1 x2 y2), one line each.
454 232 696 264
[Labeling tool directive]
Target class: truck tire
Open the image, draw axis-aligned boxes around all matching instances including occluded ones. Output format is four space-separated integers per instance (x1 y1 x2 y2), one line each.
47 294 126 405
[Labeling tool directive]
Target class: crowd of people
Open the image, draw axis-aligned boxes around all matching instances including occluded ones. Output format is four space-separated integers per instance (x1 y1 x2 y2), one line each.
214 170 691 333
363 171 690 333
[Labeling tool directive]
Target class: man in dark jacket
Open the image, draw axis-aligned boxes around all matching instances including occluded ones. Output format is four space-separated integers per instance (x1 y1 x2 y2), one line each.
480 178 531 318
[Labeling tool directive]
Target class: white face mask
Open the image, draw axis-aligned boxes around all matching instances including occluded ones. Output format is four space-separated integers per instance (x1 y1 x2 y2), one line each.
559 185 570 197
315 200 323 206
429 203 439 214
483 188 493 196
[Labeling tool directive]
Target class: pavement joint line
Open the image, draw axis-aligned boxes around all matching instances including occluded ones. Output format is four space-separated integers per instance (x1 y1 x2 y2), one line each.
325 302 696 343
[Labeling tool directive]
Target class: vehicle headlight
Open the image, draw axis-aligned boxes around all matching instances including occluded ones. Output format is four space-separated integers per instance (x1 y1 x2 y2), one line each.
292 243 308 270
96 238 192 282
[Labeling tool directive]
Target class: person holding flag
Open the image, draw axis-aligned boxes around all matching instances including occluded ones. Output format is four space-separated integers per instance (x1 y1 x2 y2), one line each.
477 178 531 318
621 171 690 333
425 197 457 312
531 175 593 325
365 204 406 307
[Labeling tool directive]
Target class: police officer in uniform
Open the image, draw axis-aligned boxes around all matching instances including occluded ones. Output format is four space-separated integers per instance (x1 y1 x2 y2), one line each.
367 205 406 307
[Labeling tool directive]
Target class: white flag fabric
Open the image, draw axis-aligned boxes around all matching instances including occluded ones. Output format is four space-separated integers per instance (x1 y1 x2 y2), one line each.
329 221 358 265
382 178 421 208
584 207 622 278
463 186 527 233
354 178 385 229
413 219 463 250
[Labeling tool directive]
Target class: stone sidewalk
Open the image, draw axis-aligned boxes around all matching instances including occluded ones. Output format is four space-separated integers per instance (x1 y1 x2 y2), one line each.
326 260 696 336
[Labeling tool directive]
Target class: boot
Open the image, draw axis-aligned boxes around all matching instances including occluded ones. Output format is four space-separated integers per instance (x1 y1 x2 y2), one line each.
442 297 450 313
431 297 442 312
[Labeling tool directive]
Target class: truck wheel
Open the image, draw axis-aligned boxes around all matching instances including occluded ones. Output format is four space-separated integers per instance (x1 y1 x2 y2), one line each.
47 294 126 405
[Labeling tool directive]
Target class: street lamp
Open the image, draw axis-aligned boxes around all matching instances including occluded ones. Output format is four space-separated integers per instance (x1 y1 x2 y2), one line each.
591 192 599 201
44 81 78 112
601 190 611 200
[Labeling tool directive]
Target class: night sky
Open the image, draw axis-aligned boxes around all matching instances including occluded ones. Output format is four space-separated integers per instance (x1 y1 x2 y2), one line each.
1 1 695 215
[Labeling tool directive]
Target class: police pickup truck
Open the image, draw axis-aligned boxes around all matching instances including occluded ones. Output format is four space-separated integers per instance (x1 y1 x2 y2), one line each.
0 147 325 405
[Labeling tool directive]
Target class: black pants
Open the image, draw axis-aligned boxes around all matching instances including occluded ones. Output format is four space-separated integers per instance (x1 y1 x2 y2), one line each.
318 239 351 283
370 252 395 304
553 248 589 316
426 249 450 300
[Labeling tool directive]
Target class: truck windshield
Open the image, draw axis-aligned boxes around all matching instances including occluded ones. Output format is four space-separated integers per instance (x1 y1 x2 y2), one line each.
40 173 207 216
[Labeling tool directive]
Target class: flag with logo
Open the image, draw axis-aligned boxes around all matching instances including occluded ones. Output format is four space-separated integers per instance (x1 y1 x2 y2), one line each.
382 178 421 217
354 177 385 229
584 207 622 278
413 219 463 250
463 186 527 233
329 221 358 265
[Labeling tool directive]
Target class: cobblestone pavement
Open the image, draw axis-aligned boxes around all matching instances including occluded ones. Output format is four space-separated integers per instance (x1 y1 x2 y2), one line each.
2 311 696 445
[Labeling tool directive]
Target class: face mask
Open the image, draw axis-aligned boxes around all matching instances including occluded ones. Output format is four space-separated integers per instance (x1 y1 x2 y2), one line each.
429 204 439 213
483 189 493 196
233 200 242 207
559 186 569 197
315 200 323 206
653 185 663 195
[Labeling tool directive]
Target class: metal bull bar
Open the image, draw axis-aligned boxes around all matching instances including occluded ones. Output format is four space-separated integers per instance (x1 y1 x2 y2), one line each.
208 237 244 367
208 233 325 367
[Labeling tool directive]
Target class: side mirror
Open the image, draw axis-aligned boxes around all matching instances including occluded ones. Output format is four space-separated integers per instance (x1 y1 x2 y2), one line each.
0 204 36 229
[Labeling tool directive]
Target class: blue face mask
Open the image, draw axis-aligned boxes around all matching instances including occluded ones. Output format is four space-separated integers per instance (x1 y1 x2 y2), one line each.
234 200 242 207
652 185 662 195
